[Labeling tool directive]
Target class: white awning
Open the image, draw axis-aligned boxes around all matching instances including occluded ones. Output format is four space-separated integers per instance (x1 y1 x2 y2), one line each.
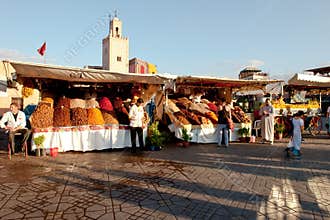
288 73 330 88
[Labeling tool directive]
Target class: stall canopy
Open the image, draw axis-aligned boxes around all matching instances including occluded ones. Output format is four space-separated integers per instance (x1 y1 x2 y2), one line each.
288 73 330 88
176 75 283 92
236 82 284 96
3 60 168 84
305 66 330 76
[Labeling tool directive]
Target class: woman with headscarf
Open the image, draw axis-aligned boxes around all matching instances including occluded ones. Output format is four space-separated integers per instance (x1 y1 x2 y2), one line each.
259 98 275 145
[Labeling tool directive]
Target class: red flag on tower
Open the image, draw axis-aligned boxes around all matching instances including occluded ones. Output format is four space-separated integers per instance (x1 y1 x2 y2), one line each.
37 42 46 56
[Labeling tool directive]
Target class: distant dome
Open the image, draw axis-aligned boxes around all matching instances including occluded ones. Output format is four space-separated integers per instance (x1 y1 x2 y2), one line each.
240 66 262 73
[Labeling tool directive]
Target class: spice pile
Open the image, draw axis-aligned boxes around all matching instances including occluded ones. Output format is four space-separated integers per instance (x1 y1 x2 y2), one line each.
71 108 88 126
87 108 105 125
53 106 71 127
102 111 119 124
99 97 114 111
30 102 54 128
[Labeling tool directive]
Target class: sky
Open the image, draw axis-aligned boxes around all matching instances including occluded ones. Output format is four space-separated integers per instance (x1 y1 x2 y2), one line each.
0 0 330 81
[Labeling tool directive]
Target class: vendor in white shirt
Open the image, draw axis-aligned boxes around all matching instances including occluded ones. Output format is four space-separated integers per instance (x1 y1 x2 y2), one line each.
0 103 30 154
128 98 145 153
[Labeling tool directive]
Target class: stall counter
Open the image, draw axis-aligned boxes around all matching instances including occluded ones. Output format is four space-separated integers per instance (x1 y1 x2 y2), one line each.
173 123 251 143
32 124 146 152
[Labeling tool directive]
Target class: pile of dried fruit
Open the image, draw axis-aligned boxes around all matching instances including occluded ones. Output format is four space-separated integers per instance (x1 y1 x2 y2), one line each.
71 107 88 126
22 79 35 98
30 102 53 128
53 106 71 127
101 110 119 124
57 97 71 108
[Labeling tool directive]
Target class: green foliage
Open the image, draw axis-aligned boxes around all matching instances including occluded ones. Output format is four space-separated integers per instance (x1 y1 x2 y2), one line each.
182 127 192 142
237 127 250 137
147 121 165 147
275 123 285 133
33 135 45 148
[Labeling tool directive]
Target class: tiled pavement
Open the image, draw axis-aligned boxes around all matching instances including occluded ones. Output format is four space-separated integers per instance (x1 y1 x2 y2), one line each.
0 135 329 219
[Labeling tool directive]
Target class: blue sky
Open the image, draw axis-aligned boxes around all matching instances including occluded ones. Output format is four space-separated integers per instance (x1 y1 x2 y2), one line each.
0 0 329 80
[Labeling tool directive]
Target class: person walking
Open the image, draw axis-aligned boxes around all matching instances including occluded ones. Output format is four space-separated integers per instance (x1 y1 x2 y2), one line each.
128 98 145 153
217 98 231 148
0 102 30 155
286 111 304 158
259 98 275 145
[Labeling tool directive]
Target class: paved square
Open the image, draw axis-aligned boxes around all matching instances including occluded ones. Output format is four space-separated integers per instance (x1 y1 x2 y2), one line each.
0 135 329 219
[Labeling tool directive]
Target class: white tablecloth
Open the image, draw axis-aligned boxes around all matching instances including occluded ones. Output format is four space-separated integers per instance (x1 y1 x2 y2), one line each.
174 123 252 143
32 125 146 152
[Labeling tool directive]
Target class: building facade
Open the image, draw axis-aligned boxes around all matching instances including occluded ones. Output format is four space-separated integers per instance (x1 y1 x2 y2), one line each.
129 58 157 74
102 16 129 73
239 67 269 80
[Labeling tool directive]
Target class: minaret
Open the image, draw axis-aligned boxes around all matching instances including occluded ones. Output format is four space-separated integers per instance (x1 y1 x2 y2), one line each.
102 14 129 72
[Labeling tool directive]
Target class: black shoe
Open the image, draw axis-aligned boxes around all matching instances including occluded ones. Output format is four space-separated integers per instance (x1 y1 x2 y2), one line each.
131 148 137 153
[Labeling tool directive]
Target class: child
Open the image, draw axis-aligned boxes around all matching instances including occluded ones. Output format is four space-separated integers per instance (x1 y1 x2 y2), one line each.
285 111 304 158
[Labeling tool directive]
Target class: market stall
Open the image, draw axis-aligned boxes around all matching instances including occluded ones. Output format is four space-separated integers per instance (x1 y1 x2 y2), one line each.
274 72 330 133
3 60 169 152
166 75 282 142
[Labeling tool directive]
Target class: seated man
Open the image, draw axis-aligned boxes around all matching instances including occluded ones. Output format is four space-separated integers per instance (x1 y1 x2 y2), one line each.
0 103 30 154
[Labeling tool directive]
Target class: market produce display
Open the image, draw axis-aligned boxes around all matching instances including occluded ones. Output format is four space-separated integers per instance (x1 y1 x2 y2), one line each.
86 98 100 109
167 99 181 113
57 97 71 108
176 97 192 109
207 102 218 113
166 98 252 127
71 107 88 126
190 103 210 115
99 97 114 112
70 98 86 109
205 111 218 124
42 97 54 107
173 112 190 125
102 110 119 124
180 109 201 125
87 108 105 125
30 102 54 128
200 116 212 125
22 79 34 98
231 106 251 123
53 106 71 127
272 100 319 110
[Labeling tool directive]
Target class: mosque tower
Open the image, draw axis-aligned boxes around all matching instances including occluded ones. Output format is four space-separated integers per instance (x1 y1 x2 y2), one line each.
102 14 129 72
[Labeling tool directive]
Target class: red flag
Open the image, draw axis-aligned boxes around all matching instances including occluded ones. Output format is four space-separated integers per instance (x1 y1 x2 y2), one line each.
37 42 46 56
